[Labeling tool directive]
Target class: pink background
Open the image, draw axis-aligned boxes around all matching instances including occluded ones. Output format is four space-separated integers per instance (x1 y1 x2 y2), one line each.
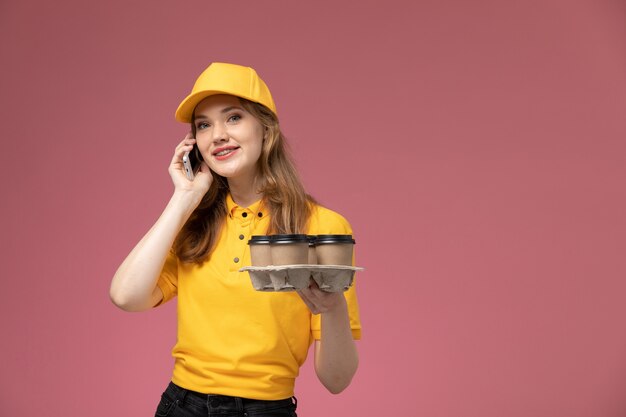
1 0 625 416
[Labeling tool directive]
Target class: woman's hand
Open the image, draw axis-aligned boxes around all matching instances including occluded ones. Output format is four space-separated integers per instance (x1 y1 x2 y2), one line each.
168 132 213 198
297 280 347 315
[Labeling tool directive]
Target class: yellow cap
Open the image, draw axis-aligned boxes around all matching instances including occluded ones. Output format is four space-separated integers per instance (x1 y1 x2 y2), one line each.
175 62 277 123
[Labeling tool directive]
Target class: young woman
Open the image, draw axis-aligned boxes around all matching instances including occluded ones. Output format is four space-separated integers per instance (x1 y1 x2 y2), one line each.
110 62 361 417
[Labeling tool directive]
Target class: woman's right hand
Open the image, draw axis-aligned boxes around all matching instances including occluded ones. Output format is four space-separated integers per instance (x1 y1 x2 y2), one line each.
169 132 213 199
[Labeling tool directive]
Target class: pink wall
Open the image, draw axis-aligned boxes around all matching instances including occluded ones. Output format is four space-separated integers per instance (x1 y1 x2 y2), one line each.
1 0 625 416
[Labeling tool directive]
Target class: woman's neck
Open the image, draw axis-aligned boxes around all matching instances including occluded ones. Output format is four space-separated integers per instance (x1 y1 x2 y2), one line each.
228 174 263 208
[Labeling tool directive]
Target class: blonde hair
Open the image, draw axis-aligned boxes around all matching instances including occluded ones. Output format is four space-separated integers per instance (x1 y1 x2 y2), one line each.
173 98 314 264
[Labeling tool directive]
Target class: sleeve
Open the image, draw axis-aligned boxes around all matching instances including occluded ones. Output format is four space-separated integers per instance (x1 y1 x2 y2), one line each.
154 249 179 307
309 206 362 340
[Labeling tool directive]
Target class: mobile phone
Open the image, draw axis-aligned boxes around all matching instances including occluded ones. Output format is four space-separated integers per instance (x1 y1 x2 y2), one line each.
183 151 194 180
182 144 201 180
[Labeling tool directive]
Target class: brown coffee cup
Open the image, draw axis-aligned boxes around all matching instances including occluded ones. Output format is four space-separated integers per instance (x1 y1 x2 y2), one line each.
270 234 308 265
314 235 355 265
307 235 317 264
248 235 272 266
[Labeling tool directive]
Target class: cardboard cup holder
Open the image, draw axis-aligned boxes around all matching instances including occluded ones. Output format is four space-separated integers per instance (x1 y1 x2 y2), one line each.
240 265 364 292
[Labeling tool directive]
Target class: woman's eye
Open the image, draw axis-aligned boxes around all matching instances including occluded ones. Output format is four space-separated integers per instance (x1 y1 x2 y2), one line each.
196 122 209 130
228 114 241 123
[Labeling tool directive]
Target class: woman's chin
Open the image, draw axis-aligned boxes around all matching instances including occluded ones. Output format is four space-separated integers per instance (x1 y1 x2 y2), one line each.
208 163 236 178
209 162 258 182
211 167 247 182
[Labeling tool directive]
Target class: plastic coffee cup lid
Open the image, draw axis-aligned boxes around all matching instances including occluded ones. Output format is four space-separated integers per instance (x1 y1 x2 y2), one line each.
314 234 356 244
269 234 308 244
248 235 271 245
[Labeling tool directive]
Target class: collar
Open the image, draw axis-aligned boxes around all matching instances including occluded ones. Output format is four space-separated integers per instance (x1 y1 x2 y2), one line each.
226 193 266 219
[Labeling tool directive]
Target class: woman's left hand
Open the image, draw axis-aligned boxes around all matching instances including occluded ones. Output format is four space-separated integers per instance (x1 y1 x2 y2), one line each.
297 280 346 315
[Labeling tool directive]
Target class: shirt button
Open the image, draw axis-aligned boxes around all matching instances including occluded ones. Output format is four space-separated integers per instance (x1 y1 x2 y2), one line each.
234 257 239 263
239 234 245 240
258 212 263 217
242 212 248 218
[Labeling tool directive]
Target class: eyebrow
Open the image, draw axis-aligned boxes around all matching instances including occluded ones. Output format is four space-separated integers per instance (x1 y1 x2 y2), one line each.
194 106 243 120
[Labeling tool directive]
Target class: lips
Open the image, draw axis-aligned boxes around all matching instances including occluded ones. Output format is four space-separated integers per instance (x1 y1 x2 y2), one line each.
212 145 240 160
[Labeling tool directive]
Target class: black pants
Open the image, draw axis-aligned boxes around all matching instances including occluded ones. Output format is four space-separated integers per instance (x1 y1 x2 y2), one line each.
155 382 298 417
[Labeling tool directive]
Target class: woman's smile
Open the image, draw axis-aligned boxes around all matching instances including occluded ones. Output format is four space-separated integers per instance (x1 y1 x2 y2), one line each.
212 145 240 160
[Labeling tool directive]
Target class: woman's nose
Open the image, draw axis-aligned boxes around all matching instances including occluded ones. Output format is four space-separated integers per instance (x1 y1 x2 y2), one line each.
212 123 228 142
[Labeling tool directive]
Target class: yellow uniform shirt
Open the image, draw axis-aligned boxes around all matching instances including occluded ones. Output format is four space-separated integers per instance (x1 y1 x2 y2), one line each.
156 195 361 400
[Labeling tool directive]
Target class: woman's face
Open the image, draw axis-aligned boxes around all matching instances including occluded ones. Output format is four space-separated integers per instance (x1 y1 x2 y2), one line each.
193 94 265 182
